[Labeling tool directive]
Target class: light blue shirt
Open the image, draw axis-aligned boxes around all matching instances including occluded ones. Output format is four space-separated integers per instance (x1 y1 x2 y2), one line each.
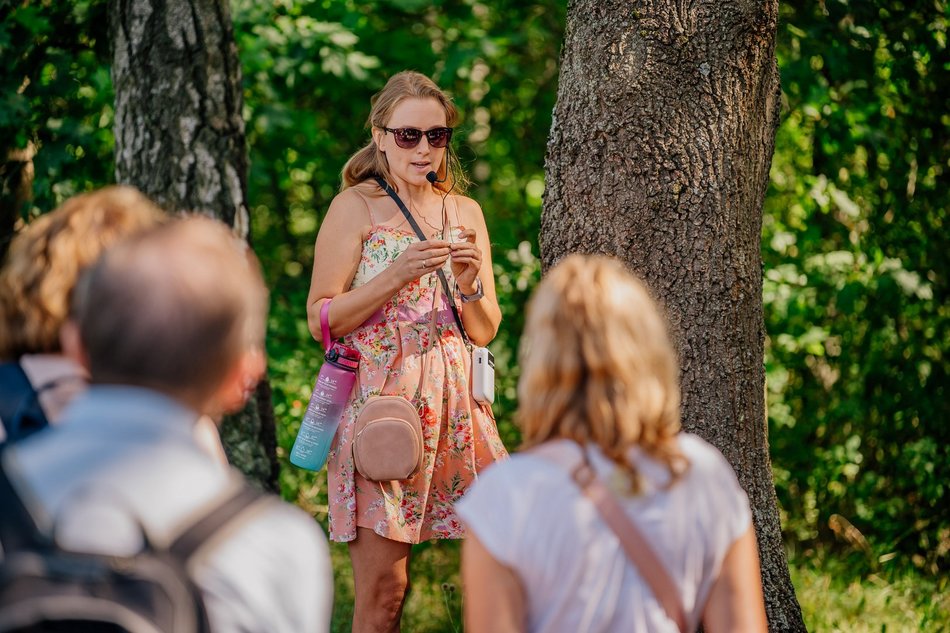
3 385 333 633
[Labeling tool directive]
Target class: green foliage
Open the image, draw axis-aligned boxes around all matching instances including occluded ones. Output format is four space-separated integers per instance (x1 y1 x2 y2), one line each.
0 0 113 223
765 1 949 572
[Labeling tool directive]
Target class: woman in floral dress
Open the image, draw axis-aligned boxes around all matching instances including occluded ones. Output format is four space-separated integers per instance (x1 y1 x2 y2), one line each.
306 71 508 632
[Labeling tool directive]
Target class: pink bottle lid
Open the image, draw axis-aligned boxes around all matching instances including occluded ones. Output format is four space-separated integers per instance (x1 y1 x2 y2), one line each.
321 300 359 370
326 343 360 371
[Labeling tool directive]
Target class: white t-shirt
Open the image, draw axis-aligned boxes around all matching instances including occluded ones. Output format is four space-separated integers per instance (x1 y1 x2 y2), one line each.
456 434 751 633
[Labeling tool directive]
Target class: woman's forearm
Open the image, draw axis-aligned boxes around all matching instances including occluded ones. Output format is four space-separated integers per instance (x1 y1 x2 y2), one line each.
307 266 403 341
462 534 526 633
458 292 501 347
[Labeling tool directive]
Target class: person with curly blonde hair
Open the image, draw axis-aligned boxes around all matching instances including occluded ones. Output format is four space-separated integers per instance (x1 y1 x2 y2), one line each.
0 186 165 443
458 254 767 633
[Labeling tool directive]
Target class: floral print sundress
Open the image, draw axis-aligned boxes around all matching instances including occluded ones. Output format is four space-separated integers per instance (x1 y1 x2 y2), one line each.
326 217 509 544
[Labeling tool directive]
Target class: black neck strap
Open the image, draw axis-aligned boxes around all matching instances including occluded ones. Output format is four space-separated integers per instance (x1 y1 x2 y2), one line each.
373 176 470 347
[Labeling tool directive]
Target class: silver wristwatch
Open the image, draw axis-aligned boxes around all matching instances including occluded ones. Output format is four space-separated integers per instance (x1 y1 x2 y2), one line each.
458 278 484 303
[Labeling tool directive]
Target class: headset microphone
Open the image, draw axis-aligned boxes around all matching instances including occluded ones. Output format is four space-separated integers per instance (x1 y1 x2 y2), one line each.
426 171 447 184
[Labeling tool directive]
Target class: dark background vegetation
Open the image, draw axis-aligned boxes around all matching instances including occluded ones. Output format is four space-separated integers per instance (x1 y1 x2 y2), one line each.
2 0 947 628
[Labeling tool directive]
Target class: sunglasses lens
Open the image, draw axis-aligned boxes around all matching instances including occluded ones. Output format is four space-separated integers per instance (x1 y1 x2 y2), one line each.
394 129 422 148
388 127 452 149
427 128 451 148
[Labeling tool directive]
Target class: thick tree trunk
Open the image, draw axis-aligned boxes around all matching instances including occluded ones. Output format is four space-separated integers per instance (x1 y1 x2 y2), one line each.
541 1 804 630
110 0 277 491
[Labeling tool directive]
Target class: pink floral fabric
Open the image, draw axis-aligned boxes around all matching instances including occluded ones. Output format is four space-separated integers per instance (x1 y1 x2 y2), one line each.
326 225 508 543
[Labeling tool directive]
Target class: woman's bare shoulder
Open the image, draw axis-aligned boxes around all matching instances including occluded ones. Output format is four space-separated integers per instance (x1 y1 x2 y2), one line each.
348 179 387 199
329 182 382 216
335 181 372 203
450 194 484 216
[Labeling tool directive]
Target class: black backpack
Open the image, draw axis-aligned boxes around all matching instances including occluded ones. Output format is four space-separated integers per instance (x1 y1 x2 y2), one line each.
0 458 265 633
0 362 49 445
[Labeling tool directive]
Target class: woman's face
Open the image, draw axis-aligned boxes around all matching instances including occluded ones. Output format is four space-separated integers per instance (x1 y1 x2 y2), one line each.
374 97 448 188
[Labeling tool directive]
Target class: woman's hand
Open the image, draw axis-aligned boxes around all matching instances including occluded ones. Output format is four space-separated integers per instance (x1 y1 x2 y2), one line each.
449 228 482 292
390 239 451 287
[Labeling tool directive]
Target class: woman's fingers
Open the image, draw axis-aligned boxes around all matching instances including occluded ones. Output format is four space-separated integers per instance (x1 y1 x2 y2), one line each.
419 255 450 269
450 243 481 263
417 240 451 252
404 242 450 281
453 228 476 243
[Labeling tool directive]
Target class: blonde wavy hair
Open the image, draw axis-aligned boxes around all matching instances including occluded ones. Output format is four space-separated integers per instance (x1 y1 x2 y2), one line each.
0 186 165 360
341 71 468 194
518 255 688 491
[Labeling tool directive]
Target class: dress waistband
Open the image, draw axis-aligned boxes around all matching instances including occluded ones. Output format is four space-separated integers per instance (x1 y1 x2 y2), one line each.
359 307 456 329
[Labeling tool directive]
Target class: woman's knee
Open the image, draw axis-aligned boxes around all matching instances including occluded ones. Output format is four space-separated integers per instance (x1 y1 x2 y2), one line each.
372 567 409 608
360 568 409 628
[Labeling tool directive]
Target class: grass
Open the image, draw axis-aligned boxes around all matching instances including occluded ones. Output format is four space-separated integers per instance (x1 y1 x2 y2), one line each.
321 535 950 631
790 551 950 632
328 539 463 633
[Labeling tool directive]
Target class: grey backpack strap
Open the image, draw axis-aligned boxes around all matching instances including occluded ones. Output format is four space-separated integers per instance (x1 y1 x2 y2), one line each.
168 483 267 562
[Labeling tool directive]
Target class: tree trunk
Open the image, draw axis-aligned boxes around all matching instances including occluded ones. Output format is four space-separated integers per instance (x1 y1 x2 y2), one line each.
541 1 804 630
110 0 278 491
0 143 36 263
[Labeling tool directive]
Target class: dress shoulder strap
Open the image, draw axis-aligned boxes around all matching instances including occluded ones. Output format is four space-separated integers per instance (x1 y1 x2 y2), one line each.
349 183 379 228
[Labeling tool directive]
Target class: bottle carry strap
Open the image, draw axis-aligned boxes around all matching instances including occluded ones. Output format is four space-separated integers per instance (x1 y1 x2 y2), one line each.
320 300 332 350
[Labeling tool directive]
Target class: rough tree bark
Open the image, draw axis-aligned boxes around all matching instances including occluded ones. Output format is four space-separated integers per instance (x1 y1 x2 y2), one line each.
0 143 35 263
541 1 805 630
109 0 278 491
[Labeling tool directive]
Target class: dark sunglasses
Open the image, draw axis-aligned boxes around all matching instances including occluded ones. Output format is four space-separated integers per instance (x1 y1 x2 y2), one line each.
383 127 453 149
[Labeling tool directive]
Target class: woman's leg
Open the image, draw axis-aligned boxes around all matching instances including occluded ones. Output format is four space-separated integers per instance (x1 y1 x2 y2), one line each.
349 527 413 633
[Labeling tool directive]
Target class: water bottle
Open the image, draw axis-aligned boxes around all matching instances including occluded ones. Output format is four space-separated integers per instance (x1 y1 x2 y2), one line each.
289 342 360 471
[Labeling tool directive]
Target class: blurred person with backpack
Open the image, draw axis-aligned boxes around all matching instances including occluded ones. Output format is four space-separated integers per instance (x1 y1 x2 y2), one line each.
0 217 333 632
0 186 163 444
458 255 767 633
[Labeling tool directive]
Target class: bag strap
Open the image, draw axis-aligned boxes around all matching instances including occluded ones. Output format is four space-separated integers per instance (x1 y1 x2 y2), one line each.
0 361 49 443
329 273 440 405
320 299 332 350
168 482 267 562
0 453 47 552
570 461 688 633
373 176 471 348
370 273 441 403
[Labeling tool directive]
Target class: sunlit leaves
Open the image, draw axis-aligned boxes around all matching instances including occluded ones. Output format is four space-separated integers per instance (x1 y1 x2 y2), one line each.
766 0 948 572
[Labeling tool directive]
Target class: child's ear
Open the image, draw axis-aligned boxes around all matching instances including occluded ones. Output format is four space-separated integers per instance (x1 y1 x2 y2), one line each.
59 319 90 371
208 348 266 417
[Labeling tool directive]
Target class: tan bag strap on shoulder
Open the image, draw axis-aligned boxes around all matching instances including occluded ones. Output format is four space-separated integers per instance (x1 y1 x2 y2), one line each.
536 445 688 633
571 462 688 632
